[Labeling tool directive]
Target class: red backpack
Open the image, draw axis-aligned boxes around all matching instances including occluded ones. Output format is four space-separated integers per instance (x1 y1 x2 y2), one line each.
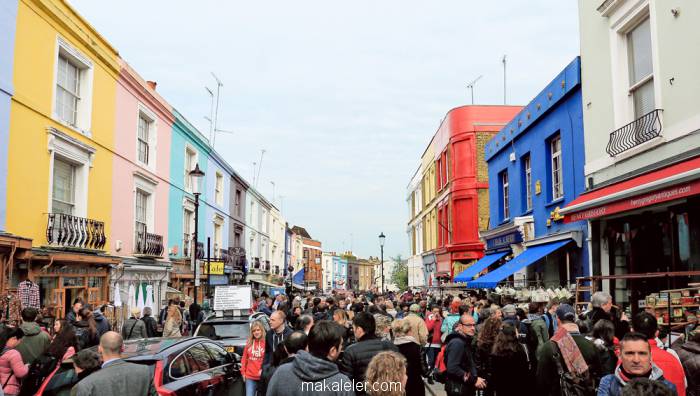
432 344 448 383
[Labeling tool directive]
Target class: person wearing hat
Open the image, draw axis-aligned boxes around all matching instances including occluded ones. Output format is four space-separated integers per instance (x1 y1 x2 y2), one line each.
121 307 147 340
403 303 429 346
535 304 602 395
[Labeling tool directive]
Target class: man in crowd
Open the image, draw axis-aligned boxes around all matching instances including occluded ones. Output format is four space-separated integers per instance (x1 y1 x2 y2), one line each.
586 291 630 339
597 332 677 396
542 300 559 338
632 312 687 396
404 303 429 346
16 307 50 364
263 310 293 366
536 304 601 395
267 321 353 396
339 311 398 387
66 298 83 324
74 332 155 396
443 313 486 396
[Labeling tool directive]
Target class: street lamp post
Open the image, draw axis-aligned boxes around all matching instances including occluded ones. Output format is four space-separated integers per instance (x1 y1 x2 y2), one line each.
189 163 205 304
378 232 385 294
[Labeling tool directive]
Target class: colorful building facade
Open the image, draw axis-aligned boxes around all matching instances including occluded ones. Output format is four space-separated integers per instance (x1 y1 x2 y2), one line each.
0 0 18 232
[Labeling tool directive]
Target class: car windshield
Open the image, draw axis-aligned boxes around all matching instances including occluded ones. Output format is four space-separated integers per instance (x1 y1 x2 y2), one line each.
198 322 249 340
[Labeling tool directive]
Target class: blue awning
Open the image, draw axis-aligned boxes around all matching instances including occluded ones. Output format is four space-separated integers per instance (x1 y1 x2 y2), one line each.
467 239 571 289
454 252 508 283
292 268 305 284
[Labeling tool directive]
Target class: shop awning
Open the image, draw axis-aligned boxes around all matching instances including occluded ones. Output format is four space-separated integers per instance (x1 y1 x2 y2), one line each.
250 279 283 288
292 283 315 291
292 269 304 284
561 156 700 223
454 252 508 283
467 240 571 289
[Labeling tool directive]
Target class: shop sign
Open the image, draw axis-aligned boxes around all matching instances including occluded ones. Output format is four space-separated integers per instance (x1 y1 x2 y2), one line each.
213 285 252 311
565 179 700 223
207 262 224 275
486 231 522 250
209 275 228 286
42 266 107 275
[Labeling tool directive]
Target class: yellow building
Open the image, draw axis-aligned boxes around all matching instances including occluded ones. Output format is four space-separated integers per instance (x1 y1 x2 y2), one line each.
4 0 120 317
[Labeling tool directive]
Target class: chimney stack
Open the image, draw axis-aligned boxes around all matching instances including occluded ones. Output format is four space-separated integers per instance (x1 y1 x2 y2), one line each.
146 80 157 90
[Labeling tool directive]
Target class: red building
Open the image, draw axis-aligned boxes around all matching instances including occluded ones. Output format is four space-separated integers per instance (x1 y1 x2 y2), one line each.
431 106 522 281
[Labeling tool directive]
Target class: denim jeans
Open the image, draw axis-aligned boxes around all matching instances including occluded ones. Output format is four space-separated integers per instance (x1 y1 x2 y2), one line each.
245 379 258 396
426 346 441 370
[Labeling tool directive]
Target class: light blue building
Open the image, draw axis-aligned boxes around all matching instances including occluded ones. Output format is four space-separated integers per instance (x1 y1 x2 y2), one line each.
0 1 18 231
459 57 589 290
332 256 348 290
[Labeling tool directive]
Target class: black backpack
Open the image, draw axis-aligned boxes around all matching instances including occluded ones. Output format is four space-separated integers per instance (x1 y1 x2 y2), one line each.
550 341 596 396
18 353 58 396
520 320 540 372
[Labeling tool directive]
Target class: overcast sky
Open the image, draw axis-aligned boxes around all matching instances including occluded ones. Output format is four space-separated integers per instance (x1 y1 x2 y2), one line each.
69 1 579 259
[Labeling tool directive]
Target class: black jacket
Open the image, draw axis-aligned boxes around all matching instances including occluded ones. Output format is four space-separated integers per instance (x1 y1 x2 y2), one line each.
443 332 478 389
490 347 531 396
585 307 630 340
259 355 295 396
142 315 158 338
263 325 293 366
395 338 426 396
338 334 399 383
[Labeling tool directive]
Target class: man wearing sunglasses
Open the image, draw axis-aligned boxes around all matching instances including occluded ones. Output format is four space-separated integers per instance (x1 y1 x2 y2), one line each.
443 314 486 396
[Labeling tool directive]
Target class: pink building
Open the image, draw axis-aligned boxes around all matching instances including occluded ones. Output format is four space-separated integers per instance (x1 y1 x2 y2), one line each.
111 60 173 317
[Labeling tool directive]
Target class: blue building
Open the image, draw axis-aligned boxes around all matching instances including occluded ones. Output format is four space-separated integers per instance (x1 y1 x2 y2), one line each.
460 57 588 289
0 0 18 231
332 256 348 290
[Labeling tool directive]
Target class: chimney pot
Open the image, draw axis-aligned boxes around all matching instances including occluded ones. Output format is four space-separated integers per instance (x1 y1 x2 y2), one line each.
146 80 157 90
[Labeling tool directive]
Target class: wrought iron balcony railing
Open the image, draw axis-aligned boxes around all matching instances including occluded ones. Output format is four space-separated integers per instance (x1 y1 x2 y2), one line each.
606 109 663 156
46 213 106 250
134 224 164 258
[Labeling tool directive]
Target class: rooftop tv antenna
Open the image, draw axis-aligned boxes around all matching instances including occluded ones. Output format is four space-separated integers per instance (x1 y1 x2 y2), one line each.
466 75 483 105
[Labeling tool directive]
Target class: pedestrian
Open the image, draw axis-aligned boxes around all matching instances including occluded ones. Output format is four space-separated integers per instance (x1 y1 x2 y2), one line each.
0 327 28 396
295 314 314 334
374 314 393 342
365 351 408 396
162 304 182 337
258 331 308 396
263 310 293 367
586 291 630 340
441 300 462 338
631 312 686 396
425 304 443 373
121 308 147 340
266 321 352 396
542 300 559 338
333 309 355 348
188 302 202 331
675 326 699 396
404 304 428 346
241 321 266 396
490 322 532 396
339 312 399 388
15 308 50 365
92 306 110 338
443 313 486 396
620 378 676 396
535 303 600 395
179 301 190 336
598 332 677 396
392 319 426 396
141 307 158 338
474 316 501 395
501 304 519 329
73 309 99 350
588 319 618 376
65 299 83 325
385 301 398 319
23 321 78 396
520 301 550 373
73 332 155 396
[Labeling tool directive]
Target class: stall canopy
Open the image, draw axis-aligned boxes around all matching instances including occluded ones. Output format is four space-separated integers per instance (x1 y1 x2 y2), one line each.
467 239 571 289
454 252 508 283
292 268 305 285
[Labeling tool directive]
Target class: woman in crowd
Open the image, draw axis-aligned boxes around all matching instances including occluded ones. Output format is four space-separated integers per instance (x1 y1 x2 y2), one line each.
32 322 79 395
365 351 408 396
162 304 182 337
40 348 102 396
333 309 354 348
392 319 425 396
588 319 617 376
0 327 28 396
288 306 302 329
490 322 531 396
241 321 266 396
475 316 502 396
73 309 98 350
121 308 147 340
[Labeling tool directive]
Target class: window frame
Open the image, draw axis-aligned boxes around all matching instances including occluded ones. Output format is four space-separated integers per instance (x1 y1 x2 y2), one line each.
51 157 77 215
501 171 510 221
136 105 158 170
523 154 532 212
626 16 654 119
184 145 198 193
550 135 564 201
52 37 94 135
214 171 224 206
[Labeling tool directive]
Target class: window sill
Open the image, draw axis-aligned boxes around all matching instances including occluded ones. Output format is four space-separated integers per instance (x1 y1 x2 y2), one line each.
522 209 533 216
53 117 92 138
499 218 511 225
545 197 565 208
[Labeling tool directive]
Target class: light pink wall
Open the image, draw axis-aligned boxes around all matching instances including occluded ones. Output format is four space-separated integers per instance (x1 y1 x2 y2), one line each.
112 60 173 258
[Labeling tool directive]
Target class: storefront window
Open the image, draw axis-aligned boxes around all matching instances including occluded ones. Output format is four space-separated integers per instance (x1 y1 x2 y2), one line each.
88 277 103 289
38 277 58 308
63 277 85 287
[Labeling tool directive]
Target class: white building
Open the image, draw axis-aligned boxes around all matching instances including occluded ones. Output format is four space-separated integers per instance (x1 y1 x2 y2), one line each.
321 252 335 292
374 258 399 292
245 187 271 287
406 165 425 288
268 205 286 277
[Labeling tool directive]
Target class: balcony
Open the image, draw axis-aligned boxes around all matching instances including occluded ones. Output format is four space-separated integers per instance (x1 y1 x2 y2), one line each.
606 109 663 156
134 224 164 258
46 213 106 250
182 236 204 259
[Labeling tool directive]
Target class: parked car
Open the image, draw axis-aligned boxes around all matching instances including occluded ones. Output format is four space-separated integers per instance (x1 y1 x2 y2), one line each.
40 337 243 396
194 312 270 356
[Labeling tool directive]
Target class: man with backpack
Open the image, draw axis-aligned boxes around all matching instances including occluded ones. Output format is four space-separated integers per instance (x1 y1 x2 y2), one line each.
536 304 601 395
520 302 551 373
15 308 50 365
441 314 486 396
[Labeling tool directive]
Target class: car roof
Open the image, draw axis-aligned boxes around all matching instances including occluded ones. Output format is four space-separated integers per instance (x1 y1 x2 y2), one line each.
119 337 214 361
202 315 250 322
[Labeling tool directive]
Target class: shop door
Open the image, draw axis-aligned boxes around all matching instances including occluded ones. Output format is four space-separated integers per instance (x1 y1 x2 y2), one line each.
52 289 65 319
87 288 101 307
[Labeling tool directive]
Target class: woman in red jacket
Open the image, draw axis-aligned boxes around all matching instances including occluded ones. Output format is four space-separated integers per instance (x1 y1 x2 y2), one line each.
424 304 443 374
0 327 29 396
241 320 267 396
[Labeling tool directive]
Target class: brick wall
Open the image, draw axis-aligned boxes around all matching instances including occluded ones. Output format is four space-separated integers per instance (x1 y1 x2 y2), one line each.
476 132 496 182
477 189 490 231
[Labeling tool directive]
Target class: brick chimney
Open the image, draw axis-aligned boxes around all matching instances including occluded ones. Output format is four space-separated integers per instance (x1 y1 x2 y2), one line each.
146 80 157 90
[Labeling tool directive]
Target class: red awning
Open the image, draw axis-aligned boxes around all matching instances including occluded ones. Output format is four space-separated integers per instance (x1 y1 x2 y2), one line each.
562 156 700 222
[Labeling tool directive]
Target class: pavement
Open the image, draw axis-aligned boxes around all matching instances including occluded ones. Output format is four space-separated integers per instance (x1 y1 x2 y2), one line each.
425 379 447 396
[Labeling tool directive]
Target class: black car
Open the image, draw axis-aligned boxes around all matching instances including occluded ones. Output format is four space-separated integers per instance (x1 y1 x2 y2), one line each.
193 313 270 356
40 337 243 396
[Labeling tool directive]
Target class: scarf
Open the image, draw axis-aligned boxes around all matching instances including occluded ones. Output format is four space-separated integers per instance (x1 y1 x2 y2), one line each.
551 326 589 376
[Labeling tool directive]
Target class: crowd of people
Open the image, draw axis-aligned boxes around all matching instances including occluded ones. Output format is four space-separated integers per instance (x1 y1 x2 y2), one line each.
242 289 699 396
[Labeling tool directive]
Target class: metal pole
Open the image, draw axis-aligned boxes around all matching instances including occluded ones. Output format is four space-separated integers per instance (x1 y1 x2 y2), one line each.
193 193 200 304
502 55 507 105
207 237 211 301
381 245 384 294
